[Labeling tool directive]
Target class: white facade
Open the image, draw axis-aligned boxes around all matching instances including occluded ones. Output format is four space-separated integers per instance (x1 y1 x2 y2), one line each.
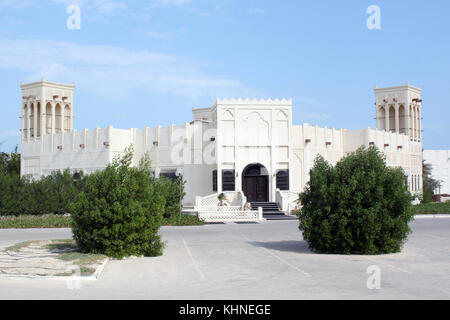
20 80 424 207
423 150 450 194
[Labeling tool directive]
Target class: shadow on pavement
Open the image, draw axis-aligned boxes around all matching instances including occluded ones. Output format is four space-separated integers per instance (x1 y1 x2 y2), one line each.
248 240 314 255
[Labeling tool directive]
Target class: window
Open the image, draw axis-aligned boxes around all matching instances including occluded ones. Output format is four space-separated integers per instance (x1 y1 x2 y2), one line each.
160 171 177 181
222 170 235 191
213 170 217 192
276 170 290 190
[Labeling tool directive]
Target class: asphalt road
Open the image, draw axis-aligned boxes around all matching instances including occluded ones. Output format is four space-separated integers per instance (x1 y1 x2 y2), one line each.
0 217 449 299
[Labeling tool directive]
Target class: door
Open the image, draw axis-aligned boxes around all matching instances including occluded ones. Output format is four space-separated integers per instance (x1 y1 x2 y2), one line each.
243 176 268 202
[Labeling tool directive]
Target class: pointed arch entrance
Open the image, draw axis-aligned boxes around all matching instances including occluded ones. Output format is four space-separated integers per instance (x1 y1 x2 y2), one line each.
242 163 269 202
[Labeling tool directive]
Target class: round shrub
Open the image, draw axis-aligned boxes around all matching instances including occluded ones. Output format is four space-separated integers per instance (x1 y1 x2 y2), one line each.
69 147 165 258
298 147 414 255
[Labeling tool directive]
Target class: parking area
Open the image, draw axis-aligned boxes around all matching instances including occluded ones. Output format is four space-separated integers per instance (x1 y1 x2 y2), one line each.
0 217 449 299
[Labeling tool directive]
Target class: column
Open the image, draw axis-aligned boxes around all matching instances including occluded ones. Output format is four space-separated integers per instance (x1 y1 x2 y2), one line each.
376 107 380 129
61 103 65 133
217 109 222 194
33 102 37 140
26 103 30 140
234 108 240 192
395 104 400 133
406 104 411 137
385 104 389 132
415 104 419 141
70 104 74 131
40 102 45 137
51 102 55 134
417 105 422 140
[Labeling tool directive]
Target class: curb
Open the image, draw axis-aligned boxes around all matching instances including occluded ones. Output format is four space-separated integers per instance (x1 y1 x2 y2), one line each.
415 214 450 219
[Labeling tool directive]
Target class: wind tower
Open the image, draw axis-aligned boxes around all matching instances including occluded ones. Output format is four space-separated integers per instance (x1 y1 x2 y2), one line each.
20 78 75 141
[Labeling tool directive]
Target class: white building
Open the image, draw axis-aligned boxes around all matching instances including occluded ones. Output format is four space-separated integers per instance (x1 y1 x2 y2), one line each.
423 150 450 195
20 79 424 212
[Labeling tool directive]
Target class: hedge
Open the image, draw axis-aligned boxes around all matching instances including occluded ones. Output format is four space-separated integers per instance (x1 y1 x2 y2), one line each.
298 147 414 255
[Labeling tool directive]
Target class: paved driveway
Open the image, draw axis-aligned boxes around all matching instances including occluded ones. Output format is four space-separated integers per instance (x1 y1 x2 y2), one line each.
0 218 449 299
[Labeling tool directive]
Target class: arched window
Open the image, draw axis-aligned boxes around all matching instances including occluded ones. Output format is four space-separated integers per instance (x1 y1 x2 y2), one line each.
64 105 71 131
29 103 35 137
413 105 418 139
46 103 52 134
389 106 395 132
409 105 413 137
36 103 41 137
398 105 406 134
417 106 421 140
55 104 62 133
379 107 386 131
23 105 28 137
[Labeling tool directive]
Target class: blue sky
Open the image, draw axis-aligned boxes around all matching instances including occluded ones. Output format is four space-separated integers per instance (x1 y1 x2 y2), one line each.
0 0 449 152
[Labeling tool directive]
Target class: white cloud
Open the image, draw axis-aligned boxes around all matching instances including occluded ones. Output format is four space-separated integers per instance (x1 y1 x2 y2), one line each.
97 1 126 16
53 0 127 16
249 8 264 15
0 0 34 9
0 37 249 100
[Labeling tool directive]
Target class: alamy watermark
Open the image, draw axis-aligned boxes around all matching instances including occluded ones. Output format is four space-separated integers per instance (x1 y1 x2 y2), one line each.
66 5 81 30
366 5 381 30
366 265 381 290
66 265 81 290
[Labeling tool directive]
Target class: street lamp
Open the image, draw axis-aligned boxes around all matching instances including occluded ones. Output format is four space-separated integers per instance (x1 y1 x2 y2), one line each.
175 168 184 216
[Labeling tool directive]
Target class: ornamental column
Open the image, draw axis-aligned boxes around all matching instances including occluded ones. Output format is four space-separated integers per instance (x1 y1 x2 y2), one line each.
40 102 45 137
33 102 37 140
395 104 400 133
417 104 421 140
411 105 416 140
51 102 56 134
61 103 65 133
385 104 389 132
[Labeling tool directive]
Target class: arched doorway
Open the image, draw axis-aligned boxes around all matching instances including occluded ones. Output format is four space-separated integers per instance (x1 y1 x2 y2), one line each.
242 163 269 202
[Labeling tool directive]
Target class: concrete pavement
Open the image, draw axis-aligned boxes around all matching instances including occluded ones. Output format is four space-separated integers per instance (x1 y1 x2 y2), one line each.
0 218 449 299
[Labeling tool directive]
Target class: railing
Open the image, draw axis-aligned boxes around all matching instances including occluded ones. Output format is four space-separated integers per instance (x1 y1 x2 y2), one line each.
276 189 300 214
195 191 247 210
198 206 263 222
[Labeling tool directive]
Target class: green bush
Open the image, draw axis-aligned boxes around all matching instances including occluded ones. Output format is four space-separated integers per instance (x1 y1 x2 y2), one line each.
1 146 86 216
0 169 85 216
69 147 165 258
154 176 185 219
413 202 450 215
0 173 26 216
298 147 414 255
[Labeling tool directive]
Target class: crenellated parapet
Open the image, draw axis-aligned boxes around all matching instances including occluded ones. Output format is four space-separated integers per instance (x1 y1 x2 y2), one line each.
216 98 292 106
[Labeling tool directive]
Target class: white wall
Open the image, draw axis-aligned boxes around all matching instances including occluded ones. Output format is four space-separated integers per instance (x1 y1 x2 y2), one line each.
423 150 450 194
21 97 424 206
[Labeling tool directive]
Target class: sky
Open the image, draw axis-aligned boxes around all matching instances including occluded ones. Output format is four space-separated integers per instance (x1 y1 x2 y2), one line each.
0 0 449 152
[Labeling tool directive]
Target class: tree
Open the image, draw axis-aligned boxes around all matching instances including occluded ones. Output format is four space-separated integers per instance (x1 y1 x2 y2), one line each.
422 160 441 202
69 146 165 258
298 147 414 255
0 146 20 176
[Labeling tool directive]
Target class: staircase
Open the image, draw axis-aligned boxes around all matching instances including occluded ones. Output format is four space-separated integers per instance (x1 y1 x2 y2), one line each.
250 202 298 220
